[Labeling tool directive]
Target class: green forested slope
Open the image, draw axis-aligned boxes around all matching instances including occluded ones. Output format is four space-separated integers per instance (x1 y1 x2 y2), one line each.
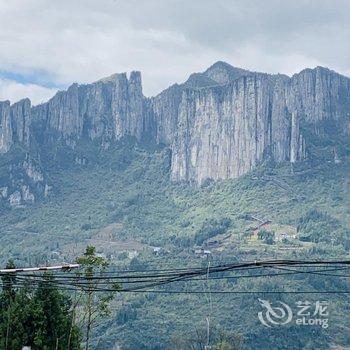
0 143 349 349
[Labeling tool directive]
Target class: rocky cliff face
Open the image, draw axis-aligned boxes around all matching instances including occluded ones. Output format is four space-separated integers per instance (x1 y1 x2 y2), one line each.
1 72 148 205
0 101 12 154
0 151 48 207
289 67 350 135
169 65 350 183
30 71 148 145
1 61 350 193
171 74 277 183
0 98 32 154
0 98 47 206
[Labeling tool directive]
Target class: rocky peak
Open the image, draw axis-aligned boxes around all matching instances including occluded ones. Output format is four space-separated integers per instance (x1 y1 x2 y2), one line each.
183 61 251 89
183 73 218 89
11 98 31 146
0 63 349 187
203 61 251 85
290 66 350 135
0 98 32 153
0 100 12 154
29 71 146 143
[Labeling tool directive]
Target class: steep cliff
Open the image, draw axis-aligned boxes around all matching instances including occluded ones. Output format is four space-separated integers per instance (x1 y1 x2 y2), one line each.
0 101 12 154
0 61 349 194
169 65 350 183
171 73 286 183
0 98 32 153
1 72 149 205
30 71 147 145
0 98 47 205
0 149 48 207
289 66 350 135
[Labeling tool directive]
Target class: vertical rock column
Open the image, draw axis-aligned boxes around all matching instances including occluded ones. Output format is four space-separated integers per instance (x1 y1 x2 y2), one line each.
11 98 31 147
127 71 144 140
290 111 305 163
112 72 145 141
46 83 81 140
0 101 12 153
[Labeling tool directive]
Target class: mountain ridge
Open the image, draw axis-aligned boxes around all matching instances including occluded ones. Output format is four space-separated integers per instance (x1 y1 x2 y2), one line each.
8 61 344 106
1 61 350 205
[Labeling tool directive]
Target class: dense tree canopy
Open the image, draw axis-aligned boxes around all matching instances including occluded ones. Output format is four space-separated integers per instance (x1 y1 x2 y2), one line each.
0 261 81 350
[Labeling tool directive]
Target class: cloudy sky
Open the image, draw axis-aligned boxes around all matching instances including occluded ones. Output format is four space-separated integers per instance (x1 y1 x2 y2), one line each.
0 0 349 104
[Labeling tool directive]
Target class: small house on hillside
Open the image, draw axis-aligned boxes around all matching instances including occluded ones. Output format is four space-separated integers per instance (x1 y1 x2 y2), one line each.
204 239 221 249
275 232 297 242
194 248 211 257
153 247 162 255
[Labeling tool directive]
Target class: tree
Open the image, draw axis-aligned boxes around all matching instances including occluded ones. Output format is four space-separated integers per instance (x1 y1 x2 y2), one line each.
258 229 275 245
0 260 16 350
167 328 243 350
195 218 232 245
214 331 243 350
33 274 81 349
0 282 34 350
0 261 81 350
76 246 120 350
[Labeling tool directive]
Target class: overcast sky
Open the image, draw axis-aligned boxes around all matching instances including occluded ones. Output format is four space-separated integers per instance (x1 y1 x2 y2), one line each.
0 0 349 105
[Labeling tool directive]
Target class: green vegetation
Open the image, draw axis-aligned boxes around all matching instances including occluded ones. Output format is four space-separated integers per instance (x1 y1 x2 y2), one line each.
297 209 348 245
257 229 275 245
0 142 350 349
194 217 232 245
0 261 81 350
76 246 120 350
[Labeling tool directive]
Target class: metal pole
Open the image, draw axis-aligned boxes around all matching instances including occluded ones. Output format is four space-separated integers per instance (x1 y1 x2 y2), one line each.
0 264 80 274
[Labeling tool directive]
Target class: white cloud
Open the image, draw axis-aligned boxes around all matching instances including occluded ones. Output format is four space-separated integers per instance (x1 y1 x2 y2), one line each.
0 0 349 101
0 78 57 105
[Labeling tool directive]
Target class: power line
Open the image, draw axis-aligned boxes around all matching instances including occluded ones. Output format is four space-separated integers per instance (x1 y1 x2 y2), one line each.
118 290 350 295
2 259 350 295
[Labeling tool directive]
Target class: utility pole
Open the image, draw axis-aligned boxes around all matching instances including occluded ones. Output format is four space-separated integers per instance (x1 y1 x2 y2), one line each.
205 256 212 350
0 263 79 274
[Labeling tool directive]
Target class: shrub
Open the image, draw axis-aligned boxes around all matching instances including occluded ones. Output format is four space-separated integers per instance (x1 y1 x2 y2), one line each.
81 223 92 231
258 229 275 245
194 217 232 245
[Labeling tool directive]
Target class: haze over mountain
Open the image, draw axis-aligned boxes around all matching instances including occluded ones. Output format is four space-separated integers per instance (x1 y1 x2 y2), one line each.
0 61 349 205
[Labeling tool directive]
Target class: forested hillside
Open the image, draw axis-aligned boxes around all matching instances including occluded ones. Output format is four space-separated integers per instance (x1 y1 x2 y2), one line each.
1 140 349 349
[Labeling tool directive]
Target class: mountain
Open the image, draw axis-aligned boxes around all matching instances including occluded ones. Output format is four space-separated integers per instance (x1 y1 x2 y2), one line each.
1 62 350 350
1 62 350 205
183 61 251 88
1 138 349 350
